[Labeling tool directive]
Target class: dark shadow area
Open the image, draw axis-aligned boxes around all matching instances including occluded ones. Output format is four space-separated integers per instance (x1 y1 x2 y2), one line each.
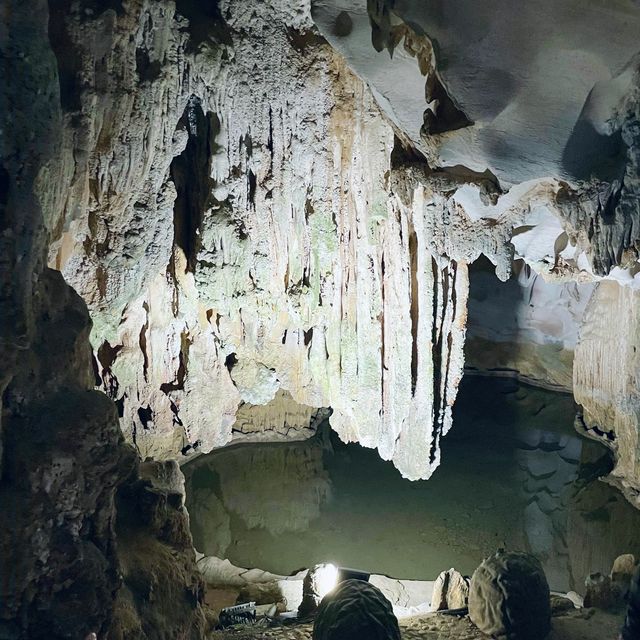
422 72 473 135
174 0 232 51
562 119 626 183
169 96 220 274
465 256 527 380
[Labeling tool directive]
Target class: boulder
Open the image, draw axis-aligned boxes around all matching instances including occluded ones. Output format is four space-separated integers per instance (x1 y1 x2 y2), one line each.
611 554 638 598
431 568 469 611
468 551 551 640
584 572 622 610
313 579 401 640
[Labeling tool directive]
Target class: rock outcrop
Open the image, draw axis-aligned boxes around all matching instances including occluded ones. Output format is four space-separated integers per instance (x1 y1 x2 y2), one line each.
0 1 207 637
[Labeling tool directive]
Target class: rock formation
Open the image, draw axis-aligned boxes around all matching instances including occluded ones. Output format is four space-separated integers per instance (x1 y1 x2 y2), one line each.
313 579 401 640
3 0 640 633
33 0 640 493
468 551 551 640
430 568 469 611
0 1 207 637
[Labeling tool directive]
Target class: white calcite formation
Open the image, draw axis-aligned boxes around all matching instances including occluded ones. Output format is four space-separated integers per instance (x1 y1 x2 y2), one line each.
43 0 640 491
574 281 640 508
47 0 470 480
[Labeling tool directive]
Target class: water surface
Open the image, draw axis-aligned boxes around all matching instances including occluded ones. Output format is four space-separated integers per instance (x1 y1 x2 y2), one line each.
185 377 640 592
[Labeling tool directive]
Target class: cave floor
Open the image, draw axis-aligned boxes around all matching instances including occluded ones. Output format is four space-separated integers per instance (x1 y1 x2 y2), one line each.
209 608 624 640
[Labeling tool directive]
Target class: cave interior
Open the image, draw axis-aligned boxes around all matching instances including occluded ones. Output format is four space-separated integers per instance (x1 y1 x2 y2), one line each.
2 1 640 639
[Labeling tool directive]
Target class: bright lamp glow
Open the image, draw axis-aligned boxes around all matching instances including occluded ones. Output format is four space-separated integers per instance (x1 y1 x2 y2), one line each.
316 563 339 600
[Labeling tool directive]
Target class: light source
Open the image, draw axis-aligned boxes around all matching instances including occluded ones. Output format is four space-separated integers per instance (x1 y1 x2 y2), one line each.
298 563 340 617
316 563 339 600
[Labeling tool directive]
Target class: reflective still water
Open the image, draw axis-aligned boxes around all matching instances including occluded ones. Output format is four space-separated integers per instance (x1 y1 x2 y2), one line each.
184 377 640 592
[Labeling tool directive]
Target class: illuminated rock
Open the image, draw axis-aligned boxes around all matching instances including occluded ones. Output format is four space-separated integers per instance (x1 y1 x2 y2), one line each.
431 568 469 611
299 564 340 617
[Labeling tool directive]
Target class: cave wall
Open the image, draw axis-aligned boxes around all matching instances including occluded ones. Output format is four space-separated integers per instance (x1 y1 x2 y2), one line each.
574 280 640 507
44 0 478 480
3 0 640 632
36 0 640 491
1 1 208 637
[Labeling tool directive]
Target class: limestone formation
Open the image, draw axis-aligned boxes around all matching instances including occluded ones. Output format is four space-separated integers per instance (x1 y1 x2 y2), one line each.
468 551 551 640
4 0 640 633
313 579 401 640
431 568 469 611
573 280 640 507
13 0 638 494
40 0 475 482
0 2 208 637
312 0 640 499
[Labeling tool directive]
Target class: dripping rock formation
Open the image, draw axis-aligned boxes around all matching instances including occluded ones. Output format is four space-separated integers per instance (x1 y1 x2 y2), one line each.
2 0 640 635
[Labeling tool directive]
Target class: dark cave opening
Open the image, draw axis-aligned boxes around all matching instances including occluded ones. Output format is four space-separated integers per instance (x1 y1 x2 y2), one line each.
169 96 220 274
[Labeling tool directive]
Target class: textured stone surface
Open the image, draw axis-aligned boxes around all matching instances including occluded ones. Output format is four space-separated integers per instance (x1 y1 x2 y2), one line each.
24 0 640 494
6 0 640 634
312 0 640 498
574 281 640 506
431 569 469 611
42 0 477 481
313 579 401 640
0 1 208 637
468 551 551 640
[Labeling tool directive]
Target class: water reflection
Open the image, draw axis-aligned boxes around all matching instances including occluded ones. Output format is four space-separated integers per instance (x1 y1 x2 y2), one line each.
184 377 640 592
